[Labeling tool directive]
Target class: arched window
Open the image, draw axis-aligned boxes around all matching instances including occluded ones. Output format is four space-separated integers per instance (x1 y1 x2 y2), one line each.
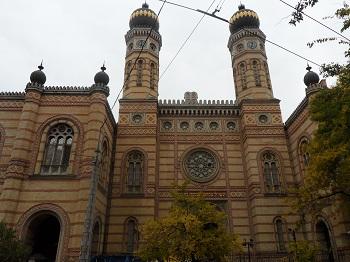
136 59 143 87
239 62 247 90
299 138 310 168
150 63 156 90
126 151 144 193
262 151 281 193
99 141 109 188
125 61 132 89
41 124 74 175
275 218 286 252
252 60 261 86
125 218 138 253
264 62 271 89
315 219 335 261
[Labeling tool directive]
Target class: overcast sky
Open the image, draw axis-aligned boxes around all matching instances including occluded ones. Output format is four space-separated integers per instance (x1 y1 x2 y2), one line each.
0 0 346 121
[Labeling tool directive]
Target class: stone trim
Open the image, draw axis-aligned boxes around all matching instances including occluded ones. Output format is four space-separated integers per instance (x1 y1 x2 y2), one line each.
284 97 308 128
0 124 5 160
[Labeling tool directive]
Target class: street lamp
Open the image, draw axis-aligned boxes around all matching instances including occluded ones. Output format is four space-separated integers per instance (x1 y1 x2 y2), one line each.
242 239 254 262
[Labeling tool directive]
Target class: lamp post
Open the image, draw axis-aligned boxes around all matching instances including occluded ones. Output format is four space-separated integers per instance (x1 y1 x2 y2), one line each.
243 239 254 262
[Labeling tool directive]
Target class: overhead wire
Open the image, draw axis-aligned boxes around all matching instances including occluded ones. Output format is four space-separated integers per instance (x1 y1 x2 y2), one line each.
278 0 350 43
158 0 322 67
159 0 217 80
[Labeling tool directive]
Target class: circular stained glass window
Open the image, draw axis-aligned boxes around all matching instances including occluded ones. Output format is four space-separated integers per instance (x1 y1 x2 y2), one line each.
259 114 268 124
210 122 219 130
227 121 236 130
184 149 219 183
195 122 204 130
163 121 172 130
180 121 189 130
132 114 142 124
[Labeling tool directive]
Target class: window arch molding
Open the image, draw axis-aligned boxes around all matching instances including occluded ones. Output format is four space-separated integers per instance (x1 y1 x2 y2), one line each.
99 137 111 189
0 123 5 159
312 214 337 257
122 147 148 194
16 203 70 261
30 115 84 177
257 148 285 194
297 135 311 175
273 216 288 252
123 216 139 254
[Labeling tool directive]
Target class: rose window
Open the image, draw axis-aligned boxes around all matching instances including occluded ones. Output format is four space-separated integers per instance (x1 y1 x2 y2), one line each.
184 149 219 183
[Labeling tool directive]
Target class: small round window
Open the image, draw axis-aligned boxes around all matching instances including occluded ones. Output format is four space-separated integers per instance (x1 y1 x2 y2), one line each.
132 114 142 124
195 122 204 130
209 122 219 130
180 121 189 130
259 115 268 124
163 121 172 130
227 122 236 130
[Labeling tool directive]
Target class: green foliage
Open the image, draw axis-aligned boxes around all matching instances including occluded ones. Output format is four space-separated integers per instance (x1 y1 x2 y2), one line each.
288 240 318 262
0 221 31 262
288 0 350 216
291 74 350 214
138 186 242 261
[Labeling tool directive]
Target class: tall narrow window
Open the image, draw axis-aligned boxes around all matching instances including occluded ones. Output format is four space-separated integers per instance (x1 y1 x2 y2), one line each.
99 141 109 187
125 218 138 253
239 62 247 89
299 138 310 168
264 62 271 89
126 151 143 193
150 63 155 90
126 62 132 89
262 151 281 193
275 219 286 252
136 59 143 86
252 60 261 86
41 124 74 175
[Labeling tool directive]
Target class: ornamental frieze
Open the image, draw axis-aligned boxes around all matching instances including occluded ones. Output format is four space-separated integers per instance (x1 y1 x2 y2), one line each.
159 191 227 199
0 101 24 109
118 128 156 136
119 104 157 113
41 95 90 105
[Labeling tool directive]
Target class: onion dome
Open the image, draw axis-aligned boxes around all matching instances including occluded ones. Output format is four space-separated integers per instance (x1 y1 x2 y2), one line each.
229 4 260 34
30 62 46 85
304 65 320 87
129 3 159 31
94 64 109 85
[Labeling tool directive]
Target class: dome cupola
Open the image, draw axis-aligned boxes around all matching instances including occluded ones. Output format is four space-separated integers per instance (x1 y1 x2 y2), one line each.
94 64 109 85
30 62 46 85
304 65 320 87
129 3 159 32
229 4 260 34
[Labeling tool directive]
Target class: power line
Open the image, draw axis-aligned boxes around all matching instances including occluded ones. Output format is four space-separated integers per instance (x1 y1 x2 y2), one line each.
159 0 322 67
278 0 350 43
79 2 168 260
160 0 217 80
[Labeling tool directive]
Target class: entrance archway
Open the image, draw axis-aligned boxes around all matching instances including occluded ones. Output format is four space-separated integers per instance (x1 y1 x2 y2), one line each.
316 220 334 262
25 213 61 262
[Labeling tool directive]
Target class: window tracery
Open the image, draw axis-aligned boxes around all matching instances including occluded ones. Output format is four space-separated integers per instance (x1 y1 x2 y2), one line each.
150 63 156 90
126 151 144 193
275 218 286 252
136 59 143 87
239 62 247 90
41 124 74 175
262 151 281 193
99 141 109 188
125 217 138 253
299 138 310 168
252 60 261 86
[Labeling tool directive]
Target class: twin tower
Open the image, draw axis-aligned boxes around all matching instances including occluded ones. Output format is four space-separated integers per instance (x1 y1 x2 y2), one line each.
123 3 273 102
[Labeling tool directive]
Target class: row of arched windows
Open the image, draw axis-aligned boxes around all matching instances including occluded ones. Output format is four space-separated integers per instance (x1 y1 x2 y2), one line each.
236 60 271 89
125 59 158 89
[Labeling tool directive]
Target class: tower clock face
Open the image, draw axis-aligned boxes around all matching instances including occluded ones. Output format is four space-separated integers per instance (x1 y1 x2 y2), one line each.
136 40 146 48
247 41 257 49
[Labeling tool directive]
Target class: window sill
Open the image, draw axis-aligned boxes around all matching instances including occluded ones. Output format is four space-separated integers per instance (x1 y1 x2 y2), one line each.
264 192 287 197
30 174 77 180
121 193 145 198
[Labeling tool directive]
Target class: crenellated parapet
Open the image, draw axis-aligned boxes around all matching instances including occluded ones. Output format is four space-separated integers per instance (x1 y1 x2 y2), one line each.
0 91 25 100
